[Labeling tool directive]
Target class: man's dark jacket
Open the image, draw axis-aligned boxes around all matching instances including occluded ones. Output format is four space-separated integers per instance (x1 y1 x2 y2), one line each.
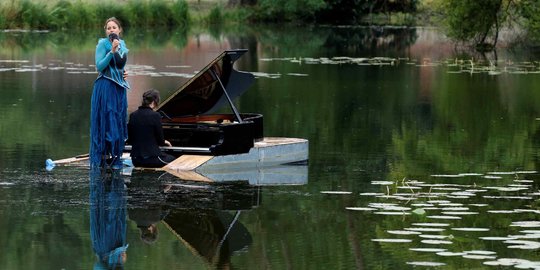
127 106 166 158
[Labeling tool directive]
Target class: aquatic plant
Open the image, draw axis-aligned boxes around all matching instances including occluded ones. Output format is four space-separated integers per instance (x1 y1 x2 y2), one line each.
0 0 191 30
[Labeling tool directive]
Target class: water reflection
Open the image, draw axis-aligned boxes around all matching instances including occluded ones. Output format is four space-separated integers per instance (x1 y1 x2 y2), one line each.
127 171 259 268
89 167 129 269
3 24 540 269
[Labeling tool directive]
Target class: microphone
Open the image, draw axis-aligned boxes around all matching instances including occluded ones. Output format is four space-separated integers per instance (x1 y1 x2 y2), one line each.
108 33 120 51
108 33 119 42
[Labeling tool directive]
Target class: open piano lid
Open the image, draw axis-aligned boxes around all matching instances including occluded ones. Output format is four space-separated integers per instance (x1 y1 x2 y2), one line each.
156 49 255 118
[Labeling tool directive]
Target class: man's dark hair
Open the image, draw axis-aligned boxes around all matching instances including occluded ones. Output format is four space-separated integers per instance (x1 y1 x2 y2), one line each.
142 89 160 107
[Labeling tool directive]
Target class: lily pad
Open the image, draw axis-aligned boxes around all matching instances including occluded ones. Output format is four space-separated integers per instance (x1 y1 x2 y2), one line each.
371 181 394 185
504 240 540 249
371 238 412 243
464 250 496 255
427 215 462 220
345 207 376 211
421 239 453 245
405 227 446 232
419 234 450 239
387 230 422 235
412 223 450 227
510 221 540 228
320 191 352 195
406 261 446 266
374 211 411 215
462 254 497 260
359 192 384 196
409 248 447 252
437 251 466 256
451 227 490 232
480 236 517 241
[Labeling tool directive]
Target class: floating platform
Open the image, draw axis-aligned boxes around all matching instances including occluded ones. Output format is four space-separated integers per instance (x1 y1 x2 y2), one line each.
165 137 308 171
47 137 308 184
161 137 308 183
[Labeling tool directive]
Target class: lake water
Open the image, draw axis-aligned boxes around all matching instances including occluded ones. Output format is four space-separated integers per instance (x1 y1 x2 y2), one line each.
1 25 540 269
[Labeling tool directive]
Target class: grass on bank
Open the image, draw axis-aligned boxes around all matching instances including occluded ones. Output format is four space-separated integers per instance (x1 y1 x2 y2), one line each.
0 0 248 30
1 0 437 31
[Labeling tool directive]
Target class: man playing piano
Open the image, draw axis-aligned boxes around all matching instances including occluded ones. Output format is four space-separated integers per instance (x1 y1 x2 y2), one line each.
127 89 176 168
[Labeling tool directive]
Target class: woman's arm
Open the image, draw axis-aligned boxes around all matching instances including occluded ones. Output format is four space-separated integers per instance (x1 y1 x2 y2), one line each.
95 39 113 72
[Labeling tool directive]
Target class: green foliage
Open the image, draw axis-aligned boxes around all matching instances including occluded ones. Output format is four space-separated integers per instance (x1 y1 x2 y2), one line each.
254 0 326 22
316 0 418 24
441 0 504 43
127 0 151 27
519 0 540 41
170 0 190 28
202 5 252 27
207 5 223 25
20 0 48 29
435 0 540 49
147 0 174 27
49 0 95 30
0 0 191 30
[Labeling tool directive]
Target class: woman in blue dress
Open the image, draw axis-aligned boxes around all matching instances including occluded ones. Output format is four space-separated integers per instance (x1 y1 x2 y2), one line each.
90 17 130 168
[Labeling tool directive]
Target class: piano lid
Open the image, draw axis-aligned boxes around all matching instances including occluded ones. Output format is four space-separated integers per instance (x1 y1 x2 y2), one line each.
157 49 255 118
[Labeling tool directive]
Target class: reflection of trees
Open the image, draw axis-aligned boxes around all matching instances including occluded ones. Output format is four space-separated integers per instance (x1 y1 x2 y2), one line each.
0 27 189 54
323 27 418 56
389 73 540 180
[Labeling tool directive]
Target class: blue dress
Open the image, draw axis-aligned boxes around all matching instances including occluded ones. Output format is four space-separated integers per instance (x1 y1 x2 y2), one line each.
90 37 130 167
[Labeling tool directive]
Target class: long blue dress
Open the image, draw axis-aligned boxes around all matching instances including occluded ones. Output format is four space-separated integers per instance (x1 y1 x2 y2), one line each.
90 37 130 167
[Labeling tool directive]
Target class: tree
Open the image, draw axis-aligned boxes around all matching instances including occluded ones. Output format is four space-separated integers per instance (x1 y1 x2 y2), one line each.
518 0 540 42
440 0 512 51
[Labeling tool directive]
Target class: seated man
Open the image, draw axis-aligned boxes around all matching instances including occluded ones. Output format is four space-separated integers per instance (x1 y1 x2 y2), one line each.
127 89 176 167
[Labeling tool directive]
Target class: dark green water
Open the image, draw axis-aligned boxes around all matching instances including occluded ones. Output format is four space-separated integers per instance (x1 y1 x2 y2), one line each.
1 26 540 269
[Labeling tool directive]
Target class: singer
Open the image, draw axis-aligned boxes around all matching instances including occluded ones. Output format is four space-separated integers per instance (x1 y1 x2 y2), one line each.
89 17 130 169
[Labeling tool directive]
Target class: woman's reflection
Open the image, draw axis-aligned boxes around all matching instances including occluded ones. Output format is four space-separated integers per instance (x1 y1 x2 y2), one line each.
89 167 129 269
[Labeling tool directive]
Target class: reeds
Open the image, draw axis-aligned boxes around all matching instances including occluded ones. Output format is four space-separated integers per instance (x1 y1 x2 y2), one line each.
0 0 191 30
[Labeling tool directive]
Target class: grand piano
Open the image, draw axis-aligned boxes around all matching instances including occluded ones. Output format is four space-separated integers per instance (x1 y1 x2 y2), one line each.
154 49 263 156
